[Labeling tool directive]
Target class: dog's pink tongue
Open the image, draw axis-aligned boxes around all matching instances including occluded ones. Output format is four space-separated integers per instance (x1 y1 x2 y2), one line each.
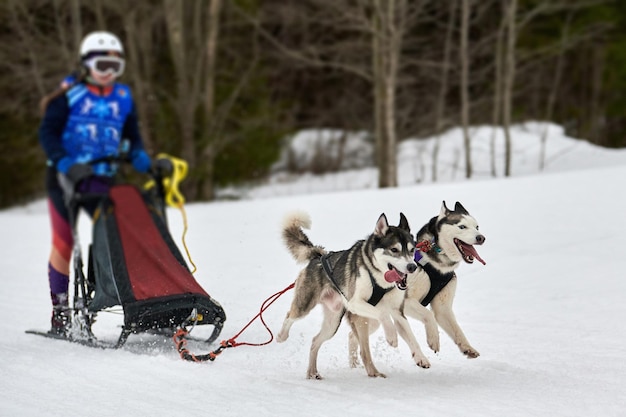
384 269 403 283
463 243 486 265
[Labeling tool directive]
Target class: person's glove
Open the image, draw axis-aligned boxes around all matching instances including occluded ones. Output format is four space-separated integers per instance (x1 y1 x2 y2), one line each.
67 163 94 185
56 156 75 175
57 157 93 186
152 157 174 176
131 149 152 173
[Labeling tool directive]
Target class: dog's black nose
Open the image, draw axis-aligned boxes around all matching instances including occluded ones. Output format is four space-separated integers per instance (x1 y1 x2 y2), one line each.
476 235 486 244
407 263 417 273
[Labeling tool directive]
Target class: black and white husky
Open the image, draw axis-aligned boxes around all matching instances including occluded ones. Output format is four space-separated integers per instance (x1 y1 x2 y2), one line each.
348 201 486 377
277 211 427 379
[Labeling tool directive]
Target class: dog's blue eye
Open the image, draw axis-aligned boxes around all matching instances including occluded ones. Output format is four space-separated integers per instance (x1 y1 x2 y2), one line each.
459 225 466 229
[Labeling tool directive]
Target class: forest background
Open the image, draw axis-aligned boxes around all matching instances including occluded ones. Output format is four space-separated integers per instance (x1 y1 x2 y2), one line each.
1 0 624 208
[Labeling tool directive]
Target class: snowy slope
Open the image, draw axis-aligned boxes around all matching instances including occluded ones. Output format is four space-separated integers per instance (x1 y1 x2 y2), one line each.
1 125 626 416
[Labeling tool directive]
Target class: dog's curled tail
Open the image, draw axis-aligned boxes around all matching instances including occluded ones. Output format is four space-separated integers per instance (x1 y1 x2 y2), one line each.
282 211 326 263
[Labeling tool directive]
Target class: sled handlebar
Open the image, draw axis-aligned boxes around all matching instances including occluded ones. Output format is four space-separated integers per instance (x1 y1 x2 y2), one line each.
63 153 182 210
84 153 173 182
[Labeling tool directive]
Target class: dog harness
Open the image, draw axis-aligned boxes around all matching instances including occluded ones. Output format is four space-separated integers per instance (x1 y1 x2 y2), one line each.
415 240 455 306
320 253 392 306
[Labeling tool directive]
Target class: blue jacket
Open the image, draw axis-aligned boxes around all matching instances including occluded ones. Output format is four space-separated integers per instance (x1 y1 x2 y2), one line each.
39 80 146 176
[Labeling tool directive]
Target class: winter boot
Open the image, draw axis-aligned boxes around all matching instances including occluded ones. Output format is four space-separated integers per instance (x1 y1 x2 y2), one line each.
50 293 71 336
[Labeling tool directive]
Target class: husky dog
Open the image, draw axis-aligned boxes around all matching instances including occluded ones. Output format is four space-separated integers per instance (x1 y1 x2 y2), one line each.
276 211 428 379
348 201 486 377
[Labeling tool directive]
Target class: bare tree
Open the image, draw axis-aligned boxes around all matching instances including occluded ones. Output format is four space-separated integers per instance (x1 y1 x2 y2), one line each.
119 3 160 153
372 0 409 188
249 0 424 188
160 0 228 199
540 11 572 170
432 1 457 182
460 0 472 179
502 0 517 177
51 0 73 66
69 0 82 54
491 0 507 178
162 0 196 168
198 0 223 199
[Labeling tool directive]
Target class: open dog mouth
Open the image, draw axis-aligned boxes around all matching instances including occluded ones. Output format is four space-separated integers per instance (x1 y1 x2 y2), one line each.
454 238 486 265
384 264 408 290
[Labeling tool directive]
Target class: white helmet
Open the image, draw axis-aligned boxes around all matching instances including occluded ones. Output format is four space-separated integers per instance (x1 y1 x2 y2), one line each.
79 31 124 59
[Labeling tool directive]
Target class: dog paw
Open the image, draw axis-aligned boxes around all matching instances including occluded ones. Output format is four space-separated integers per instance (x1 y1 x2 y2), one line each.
463 348 480 358
416 358 431 369
275 332 288 343
307 372 323 380
416 359 431 369
413 353 431 369
367 371 387 378
427 334 440 353
349 355 360 368
386 336 398 348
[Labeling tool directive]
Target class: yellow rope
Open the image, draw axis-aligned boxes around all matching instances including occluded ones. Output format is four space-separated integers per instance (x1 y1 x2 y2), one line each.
177 203 197 274
145 153 197 274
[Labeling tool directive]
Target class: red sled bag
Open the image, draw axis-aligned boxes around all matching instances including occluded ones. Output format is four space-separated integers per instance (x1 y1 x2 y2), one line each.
88 184 225 346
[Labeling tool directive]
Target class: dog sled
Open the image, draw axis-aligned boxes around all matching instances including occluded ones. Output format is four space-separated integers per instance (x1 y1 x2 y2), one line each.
26 154 226 349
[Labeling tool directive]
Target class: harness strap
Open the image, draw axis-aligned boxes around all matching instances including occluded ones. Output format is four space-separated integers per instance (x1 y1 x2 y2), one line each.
367 270 393 306
320 253 391 306
320 253 335 284
320 253 348 299
415 239 454 306
420 265 455 306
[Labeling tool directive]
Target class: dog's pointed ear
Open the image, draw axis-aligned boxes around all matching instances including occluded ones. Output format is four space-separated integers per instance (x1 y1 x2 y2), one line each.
398 212 410 232
375 213 389 236
439 201 450 219
454 201 469 215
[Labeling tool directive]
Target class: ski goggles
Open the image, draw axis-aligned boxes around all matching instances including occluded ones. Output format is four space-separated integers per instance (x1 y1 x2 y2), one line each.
84 56 125 77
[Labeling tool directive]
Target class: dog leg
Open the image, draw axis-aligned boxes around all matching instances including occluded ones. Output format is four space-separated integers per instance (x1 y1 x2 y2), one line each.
347 299 397 347
348 315 386 377
380 315 398 347
276 277 320 343
276 314 295 343
307 306 344 380
348 327 360 368
391 311 431 369
348 316 382 368
404 298 440 353
276 299 304 342
431 281 480 358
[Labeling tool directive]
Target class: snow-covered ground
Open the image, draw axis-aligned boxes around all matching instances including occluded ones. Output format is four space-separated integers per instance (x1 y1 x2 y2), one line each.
2 123 626 416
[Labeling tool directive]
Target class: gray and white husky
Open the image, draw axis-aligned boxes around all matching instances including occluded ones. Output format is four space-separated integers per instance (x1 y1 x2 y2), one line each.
348 201 486 377
276 211 427 379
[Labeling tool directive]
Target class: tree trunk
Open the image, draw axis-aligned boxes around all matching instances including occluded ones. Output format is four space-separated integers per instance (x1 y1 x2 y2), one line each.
372 1 387 188
51 0 72 66
502 0 517 177
460 0 472 179
70 0 82 53
540 11 571 171
491 0 506 177
589 45 605 145
432 0 456 183
123 9 153 152
200 0 223 200
373 0 405 188
163 0 197 191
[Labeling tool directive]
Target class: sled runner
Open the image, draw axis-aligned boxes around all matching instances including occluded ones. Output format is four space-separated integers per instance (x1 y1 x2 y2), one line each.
27 155 226 349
